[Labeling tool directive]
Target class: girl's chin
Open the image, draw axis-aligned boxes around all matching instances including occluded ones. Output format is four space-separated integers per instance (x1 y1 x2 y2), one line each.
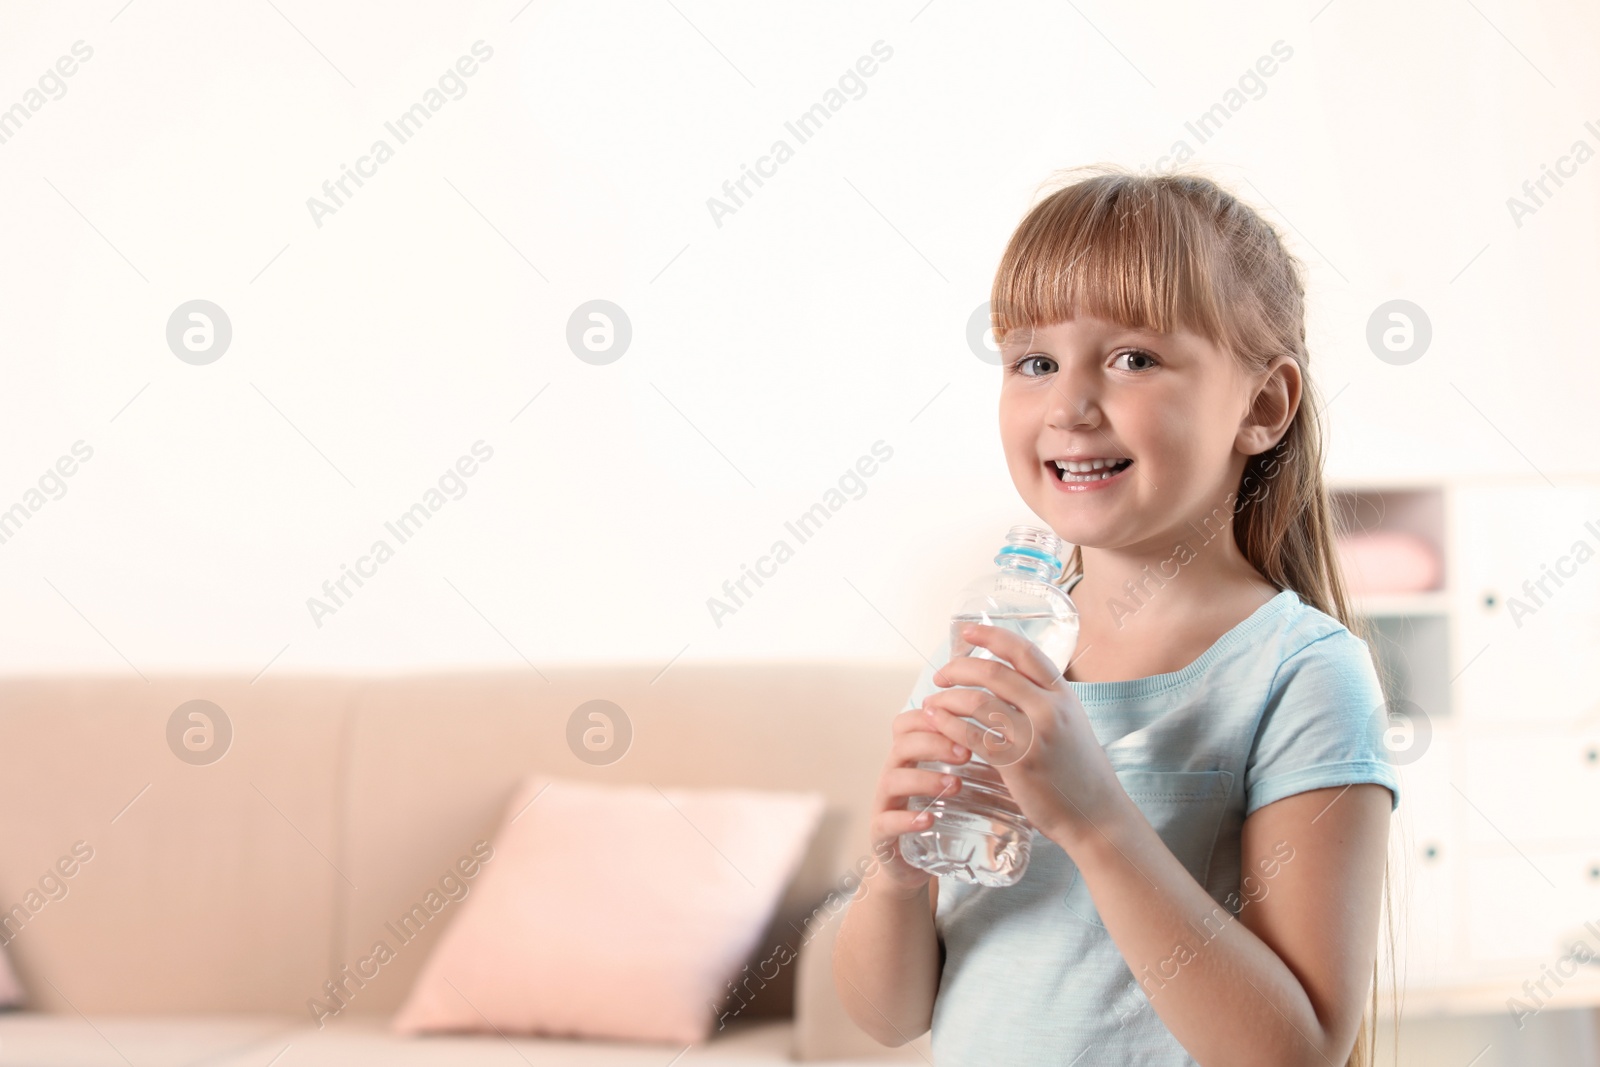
1035 509 1127 547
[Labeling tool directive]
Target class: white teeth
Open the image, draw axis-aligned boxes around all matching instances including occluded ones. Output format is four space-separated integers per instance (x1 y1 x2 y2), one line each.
1052 458 1129 482
1052 458 1128 473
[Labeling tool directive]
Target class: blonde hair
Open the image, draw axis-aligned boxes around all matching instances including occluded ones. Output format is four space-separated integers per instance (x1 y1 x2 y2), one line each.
991 164 1399 1067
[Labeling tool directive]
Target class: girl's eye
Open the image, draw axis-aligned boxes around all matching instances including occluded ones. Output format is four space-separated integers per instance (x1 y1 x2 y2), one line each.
1011 354 1056 376
1009 350 1159 376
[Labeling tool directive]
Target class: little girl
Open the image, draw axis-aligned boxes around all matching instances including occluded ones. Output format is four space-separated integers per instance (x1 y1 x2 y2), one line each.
833 167 1400 1066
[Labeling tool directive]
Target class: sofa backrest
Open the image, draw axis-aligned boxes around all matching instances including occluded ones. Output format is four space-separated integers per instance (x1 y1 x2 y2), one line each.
0 659 921 1024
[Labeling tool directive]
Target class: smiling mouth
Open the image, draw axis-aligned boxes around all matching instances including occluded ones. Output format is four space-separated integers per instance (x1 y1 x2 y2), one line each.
1050 458 1133 484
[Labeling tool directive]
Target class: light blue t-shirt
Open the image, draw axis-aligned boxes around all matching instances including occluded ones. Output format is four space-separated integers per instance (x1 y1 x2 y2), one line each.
908 575 1400 1065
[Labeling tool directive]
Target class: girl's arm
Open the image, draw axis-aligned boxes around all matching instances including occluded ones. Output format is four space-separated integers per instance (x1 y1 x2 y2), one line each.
832 870 943 1046
833 705 958 1046
1061 781 1391 1067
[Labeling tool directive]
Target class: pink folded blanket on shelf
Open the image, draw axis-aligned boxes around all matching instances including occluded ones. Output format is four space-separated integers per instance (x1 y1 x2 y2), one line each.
1335 529 1443 596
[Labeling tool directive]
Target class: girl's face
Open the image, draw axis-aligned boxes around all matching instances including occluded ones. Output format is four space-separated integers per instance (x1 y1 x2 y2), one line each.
998 313 1265 555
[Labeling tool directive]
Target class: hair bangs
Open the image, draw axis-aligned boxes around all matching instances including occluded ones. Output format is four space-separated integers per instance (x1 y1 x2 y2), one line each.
990 175 1236 355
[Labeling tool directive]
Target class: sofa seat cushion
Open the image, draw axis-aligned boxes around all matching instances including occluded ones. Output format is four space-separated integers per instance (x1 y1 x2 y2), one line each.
217 1016 802 1065
0 1012 805 1065
0 1013 301 1066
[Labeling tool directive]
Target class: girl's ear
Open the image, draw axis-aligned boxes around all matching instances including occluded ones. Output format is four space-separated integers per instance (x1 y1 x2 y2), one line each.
1236 354 1302 456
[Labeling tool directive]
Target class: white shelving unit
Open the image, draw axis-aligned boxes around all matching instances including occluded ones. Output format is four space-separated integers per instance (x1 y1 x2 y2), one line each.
1328 477 1600 1017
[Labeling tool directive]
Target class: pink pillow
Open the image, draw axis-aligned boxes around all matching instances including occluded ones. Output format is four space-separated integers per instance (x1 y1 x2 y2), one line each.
391 775 825 1045
1336 530 1442 596
0 943 21 1008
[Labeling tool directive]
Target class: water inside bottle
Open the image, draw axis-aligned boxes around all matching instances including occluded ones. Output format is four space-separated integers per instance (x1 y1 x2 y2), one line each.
903 757 1033 887
950 611 1078 675
899 611 1080 887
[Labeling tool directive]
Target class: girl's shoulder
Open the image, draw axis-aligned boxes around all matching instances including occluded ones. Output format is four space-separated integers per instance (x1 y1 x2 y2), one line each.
1268 587 1369 660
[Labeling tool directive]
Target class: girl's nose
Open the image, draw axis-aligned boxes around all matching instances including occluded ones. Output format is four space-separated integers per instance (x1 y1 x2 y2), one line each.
1046 363 1102 430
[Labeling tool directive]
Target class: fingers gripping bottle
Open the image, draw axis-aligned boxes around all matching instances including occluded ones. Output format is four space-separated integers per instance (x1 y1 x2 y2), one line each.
899 525 1079 888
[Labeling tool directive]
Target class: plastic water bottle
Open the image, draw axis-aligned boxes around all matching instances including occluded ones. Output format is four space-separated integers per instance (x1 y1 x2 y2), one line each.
899 525 1079 888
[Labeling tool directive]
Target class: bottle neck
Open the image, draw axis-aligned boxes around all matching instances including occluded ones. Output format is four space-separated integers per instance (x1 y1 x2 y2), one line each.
997 525 1066 582
996 553 1061 582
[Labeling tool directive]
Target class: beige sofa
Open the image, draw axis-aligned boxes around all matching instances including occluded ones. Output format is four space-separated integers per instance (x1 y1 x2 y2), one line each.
0 662 936 1065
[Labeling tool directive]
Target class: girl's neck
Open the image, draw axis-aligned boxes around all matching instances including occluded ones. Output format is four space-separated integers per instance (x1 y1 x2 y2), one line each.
1069 530 1277 636
1061 533 1281 683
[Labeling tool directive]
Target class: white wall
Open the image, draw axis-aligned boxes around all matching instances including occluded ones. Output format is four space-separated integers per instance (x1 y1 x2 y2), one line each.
0 0 1595 673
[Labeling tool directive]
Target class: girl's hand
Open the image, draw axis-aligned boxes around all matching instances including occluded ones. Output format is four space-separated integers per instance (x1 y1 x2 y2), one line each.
920 623 1123 850
865 705 974 898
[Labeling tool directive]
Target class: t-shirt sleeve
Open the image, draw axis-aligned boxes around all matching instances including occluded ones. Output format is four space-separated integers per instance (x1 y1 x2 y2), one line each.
1245 629 1401 817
